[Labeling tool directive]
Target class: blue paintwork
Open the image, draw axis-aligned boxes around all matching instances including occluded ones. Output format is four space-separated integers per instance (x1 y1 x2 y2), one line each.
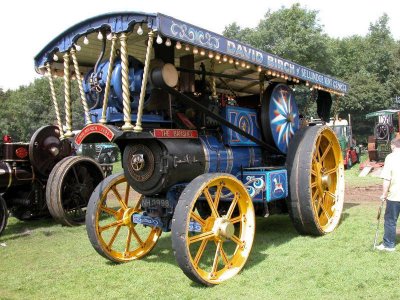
268 84 300 154
82 56 148 112
158 14 348 94
222 106 261 146
89 107 171 124
199 135 262 175
189 221 202 233
131 213 163 228
34 12 158 70
239 169 288 202
34 12 348 94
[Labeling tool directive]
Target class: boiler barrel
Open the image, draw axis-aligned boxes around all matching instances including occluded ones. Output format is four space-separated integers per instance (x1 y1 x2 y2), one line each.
0 161 33 193
123 135 262 195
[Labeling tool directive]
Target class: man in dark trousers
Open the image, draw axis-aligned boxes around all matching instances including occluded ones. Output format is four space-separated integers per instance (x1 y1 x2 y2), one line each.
376 137 400 251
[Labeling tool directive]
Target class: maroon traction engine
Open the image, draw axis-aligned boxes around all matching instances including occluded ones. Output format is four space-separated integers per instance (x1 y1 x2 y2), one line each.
0 125 104 235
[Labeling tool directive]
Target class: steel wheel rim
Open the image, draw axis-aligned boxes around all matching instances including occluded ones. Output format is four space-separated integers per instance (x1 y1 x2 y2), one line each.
187 176 255 284
94 176 161 261
311 128 344 232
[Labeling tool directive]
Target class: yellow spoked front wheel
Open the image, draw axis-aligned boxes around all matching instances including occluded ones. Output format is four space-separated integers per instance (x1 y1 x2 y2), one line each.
86 173 162 262
287 126 345 235
172 173 255 286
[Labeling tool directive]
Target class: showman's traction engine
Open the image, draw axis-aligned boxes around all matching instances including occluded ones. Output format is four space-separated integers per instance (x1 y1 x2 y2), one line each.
33 12 349 285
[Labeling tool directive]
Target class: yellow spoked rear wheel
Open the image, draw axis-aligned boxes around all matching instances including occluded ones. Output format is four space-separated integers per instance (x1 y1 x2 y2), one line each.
172 173 255 286
86 173 162 262
287 126 344 235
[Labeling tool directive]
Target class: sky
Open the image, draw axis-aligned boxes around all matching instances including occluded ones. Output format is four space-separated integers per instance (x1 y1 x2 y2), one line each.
0 0 399 90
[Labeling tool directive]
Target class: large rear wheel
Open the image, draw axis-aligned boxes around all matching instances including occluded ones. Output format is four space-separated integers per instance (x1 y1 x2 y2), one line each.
286 126 344 235
86 173 162 262
46 156 104 226
172 173 255 286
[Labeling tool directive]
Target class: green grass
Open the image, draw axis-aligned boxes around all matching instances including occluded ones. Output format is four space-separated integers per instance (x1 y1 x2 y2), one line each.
112 160 123 174
344 153 382 187
0 201 397 299
0 157 392 299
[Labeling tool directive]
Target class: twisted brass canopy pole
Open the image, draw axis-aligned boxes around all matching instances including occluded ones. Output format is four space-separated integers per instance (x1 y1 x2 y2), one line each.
120 33 134 131
70 48 92 125
63 53 74 137
45 63 64 139
134 31 154 132
100 34 118 124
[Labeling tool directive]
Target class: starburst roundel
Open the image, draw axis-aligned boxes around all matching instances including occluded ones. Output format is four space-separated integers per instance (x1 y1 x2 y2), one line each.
261 83 299 154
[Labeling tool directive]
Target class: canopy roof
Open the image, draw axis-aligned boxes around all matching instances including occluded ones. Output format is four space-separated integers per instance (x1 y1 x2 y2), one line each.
34 12 349 95
365 109 400 119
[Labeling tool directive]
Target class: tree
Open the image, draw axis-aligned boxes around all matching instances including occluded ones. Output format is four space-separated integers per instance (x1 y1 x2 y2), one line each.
224 7 400 142
224 3 332 72
330 15 400 140
0 78 84 141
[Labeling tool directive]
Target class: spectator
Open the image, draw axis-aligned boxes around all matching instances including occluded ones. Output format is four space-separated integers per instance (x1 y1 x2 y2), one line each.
376 137 400 251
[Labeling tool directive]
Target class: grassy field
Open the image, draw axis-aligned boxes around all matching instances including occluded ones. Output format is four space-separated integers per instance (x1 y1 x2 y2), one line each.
344 154 382 188
0 160 396 299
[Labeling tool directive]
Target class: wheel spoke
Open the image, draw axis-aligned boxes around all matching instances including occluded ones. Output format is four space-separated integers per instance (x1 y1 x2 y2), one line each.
310 181 318 189
226 194 239 219
71 166 82 185
188 231 214 244
314 136 322 161
124 182 130 206
100 205 118 218
319 202 331 219
312 189 320 210
324 166 338 176
211 241 222 275
193 238 209 267
133 197 142 211
190 211 206 227
311 168 317 176
203 187 219 218
131 227 144 247
230 215 242 224
230 234 244 248
125 227 133 253
325 191 336 200
107 225 122 248
316 195 324 213
111 186 128 210
99 219 124 232
213 184 223 212
219 243 229 265
320 143 332 161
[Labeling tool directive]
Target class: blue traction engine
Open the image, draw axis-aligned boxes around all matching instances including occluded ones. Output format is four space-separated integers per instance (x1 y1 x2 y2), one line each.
34 12 347 286
81 53 294 215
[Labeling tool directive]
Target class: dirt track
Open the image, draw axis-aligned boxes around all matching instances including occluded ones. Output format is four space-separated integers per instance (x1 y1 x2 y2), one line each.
345 184 381 203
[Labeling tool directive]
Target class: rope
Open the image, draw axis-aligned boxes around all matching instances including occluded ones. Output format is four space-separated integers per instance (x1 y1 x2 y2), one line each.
70 48 92 125
45 63 64 139
100 34 118 124
134 31 154 132
63 52 74 137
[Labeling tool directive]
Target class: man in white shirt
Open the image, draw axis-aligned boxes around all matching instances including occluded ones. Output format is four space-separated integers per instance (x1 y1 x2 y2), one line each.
376 138 400 251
